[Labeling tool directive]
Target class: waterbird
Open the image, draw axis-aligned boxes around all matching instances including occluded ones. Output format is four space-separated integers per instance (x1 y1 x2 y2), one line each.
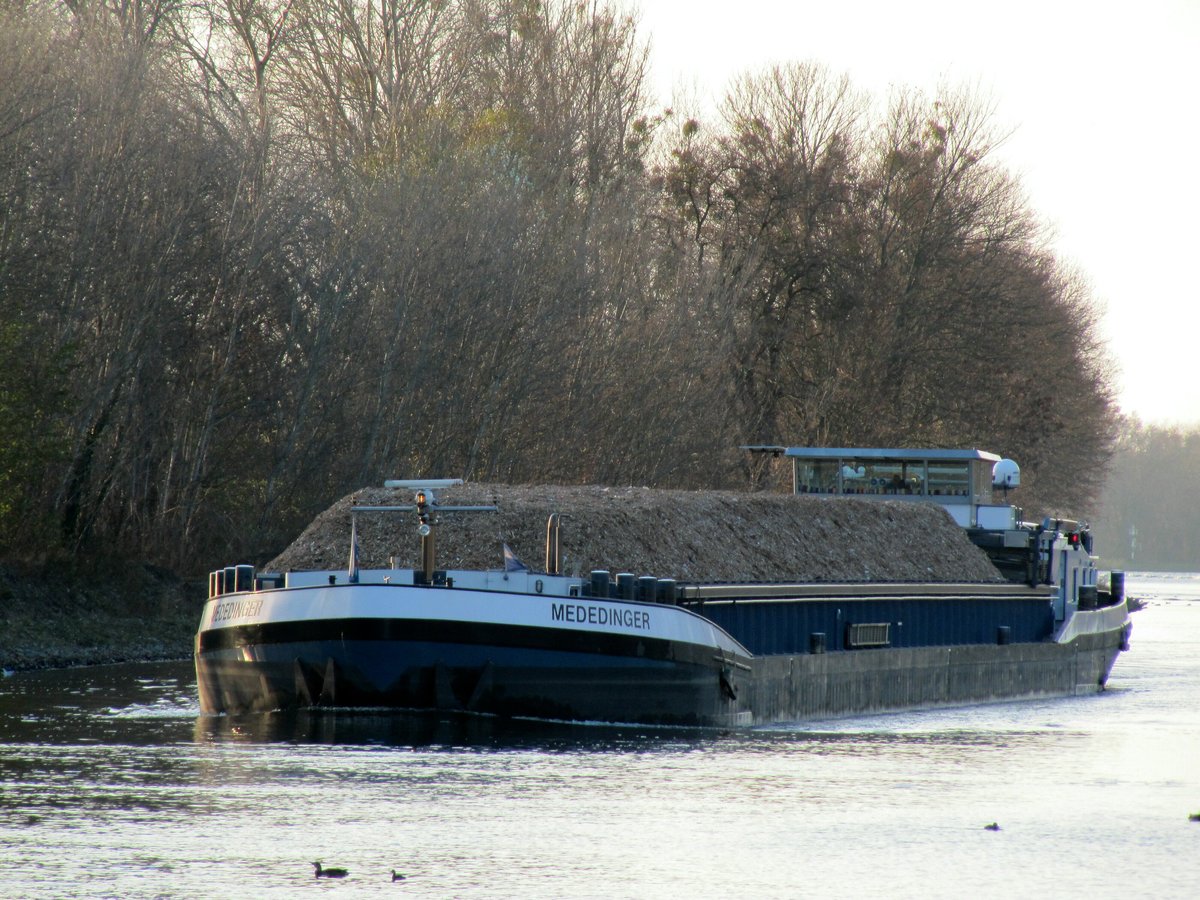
1189 812 1200 822
392 870 407 882
313 861 349 878
984 822 1001 831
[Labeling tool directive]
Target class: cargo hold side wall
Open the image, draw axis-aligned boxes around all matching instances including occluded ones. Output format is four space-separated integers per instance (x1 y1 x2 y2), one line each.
693 596 1055 654
740 628 1126 724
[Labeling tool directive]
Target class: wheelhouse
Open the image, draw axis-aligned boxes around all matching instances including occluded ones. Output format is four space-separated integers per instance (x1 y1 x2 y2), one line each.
746 446 1017 529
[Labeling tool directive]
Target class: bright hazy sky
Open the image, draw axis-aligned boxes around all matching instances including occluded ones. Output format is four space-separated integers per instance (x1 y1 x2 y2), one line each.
637 0 1200 426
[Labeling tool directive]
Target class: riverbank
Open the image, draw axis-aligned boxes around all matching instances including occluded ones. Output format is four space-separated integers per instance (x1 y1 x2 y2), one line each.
0 561 202 671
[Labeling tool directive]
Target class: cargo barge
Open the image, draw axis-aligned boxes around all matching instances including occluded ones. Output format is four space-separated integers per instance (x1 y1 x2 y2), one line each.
194 448 1131 727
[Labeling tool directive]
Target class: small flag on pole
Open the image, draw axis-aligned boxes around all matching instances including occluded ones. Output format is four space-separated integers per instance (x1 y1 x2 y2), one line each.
348 516 360 583
502 542 528 573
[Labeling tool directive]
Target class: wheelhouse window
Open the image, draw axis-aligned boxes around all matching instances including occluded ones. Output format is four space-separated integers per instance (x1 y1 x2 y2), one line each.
927 461 969 496
838 459 925 495
972 463 993 503
797 458 928 495
795 460 841 493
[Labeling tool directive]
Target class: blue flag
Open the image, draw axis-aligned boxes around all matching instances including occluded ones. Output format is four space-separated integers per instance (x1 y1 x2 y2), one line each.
502 543 528 573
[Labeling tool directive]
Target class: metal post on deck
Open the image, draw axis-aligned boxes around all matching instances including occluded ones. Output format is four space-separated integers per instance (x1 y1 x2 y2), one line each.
420 527 435 583
545 513 561 575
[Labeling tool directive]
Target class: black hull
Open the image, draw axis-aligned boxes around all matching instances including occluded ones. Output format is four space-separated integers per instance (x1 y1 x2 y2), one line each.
195 639 742 727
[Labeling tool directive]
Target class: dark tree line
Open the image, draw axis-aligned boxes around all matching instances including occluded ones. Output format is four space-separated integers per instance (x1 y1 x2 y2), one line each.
0 0 1116 571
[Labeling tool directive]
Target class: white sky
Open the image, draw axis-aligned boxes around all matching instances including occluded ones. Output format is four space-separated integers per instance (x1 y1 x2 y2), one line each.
636 0 1200 426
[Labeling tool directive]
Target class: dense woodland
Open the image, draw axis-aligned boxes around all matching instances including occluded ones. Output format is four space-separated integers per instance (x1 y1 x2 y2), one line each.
1 0 1117 573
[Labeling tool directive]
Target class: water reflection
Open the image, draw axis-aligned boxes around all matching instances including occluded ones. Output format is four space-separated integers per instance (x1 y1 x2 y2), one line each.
192 706 724 750
0 660 196 746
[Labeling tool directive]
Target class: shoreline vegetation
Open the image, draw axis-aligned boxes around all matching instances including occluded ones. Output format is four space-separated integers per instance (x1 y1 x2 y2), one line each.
0 561 202 672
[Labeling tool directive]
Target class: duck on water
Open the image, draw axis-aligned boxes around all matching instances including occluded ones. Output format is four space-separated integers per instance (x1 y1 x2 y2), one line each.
195 448 1132 728
312 861 348 878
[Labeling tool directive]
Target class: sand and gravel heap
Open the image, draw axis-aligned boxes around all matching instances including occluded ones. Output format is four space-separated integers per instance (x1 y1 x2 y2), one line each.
267 482 1005 584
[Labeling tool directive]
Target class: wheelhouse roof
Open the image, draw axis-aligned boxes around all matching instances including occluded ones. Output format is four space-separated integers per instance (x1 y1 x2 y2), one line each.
743 446 1003 463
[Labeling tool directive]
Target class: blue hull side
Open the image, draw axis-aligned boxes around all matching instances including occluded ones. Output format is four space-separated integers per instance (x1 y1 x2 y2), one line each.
685 590 1057 652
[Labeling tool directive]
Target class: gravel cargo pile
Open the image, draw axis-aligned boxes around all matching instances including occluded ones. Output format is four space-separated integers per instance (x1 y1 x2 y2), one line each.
268 483 1004 584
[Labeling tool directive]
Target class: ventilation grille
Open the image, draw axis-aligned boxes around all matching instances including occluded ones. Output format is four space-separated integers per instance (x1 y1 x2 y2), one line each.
846 622 891 648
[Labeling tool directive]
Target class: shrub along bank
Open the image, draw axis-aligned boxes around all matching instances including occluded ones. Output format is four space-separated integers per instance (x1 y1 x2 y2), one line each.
0 562 202 671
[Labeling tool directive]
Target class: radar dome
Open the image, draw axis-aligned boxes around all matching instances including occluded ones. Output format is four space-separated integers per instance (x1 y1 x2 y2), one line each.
992 458 1020 489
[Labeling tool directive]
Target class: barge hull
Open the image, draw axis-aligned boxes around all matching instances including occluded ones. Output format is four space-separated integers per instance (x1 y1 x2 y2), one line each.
741 625 1127 725
195 612 1128 727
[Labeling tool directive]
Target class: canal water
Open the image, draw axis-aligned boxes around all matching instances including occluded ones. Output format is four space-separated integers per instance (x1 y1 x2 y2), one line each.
1 574 1197 899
